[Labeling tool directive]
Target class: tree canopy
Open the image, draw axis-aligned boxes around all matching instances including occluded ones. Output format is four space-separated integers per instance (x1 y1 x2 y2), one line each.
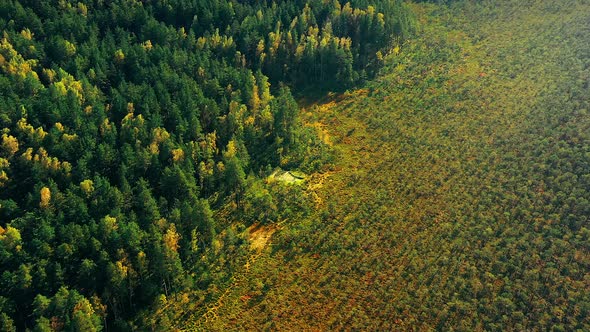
0 0 412 330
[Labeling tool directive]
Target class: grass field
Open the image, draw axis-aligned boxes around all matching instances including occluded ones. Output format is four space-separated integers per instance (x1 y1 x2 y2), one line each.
182 1 590 330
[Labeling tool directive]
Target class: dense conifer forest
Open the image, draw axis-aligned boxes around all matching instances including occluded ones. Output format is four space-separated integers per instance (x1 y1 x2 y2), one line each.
1 0 590 331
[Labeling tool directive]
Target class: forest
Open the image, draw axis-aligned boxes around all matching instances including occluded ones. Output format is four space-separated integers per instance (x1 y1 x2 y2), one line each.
0 0 414 330
2 0 590 331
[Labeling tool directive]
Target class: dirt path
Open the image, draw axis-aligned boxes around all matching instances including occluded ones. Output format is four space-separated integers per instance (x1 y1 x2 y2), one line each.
180 223 282 331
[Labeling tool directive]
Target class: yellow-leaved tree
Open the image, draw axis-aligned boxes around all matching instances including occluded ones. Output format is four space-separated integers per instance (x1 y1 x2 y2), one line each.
1 134 18 157
80 179 94 196
39 187 51 208
163 223 180 253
